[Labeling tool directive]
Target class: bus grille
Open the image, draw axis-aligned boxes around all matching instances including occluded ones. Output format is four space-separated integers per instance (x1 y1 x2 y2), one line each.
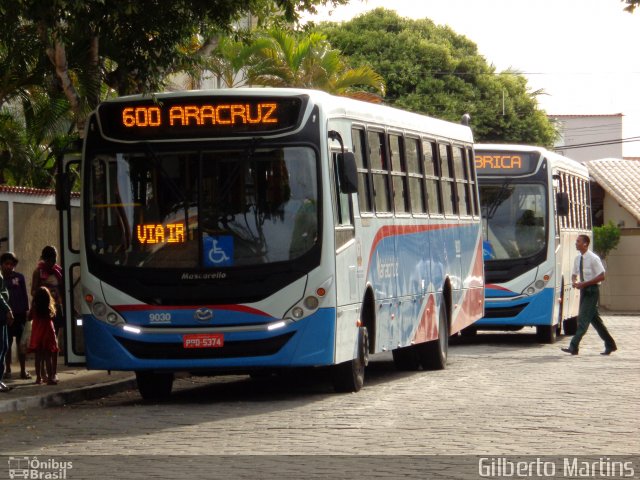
483 303 528 319
114 332 295 360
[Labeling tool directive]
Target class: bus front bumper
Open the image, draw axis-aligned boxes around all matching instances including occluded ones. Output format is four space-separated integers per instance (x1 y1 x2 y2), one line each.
476 287 555 327
82 308 336 372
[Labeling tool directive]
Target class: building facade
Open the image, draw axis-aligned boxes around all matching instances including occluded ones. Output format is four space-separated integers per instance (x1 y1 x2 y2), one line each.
0 186 80 297
552 114 623 162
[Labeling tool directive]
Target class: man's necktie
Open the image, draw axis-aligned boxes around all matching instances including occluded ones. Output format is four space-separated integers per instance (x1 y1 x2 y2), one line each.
579 255 584 282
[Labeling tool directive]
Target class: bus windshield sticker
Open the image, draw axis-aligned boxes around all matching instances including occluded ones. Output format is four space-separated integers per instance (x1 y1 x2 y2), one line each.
203 234 234 267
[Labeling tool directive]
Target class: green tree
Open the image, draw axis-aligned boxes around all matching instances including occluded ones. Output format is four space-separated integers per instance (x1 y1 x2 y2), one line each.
206 37 263 88
316 8 557 146
1 1 348 187
0 90 74 187
622 0 640 12
246 29 385 97
1 0 349 133
593 221 621 260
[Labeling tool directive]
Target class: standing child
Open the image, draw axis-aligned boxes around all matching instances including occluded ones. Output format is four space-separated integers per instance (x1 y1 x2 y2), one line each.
28 287 59 385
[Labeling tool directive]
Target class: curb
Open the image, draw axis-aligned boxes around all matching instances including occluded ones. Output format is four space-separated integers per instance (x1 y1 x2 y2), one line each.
0 377 137 413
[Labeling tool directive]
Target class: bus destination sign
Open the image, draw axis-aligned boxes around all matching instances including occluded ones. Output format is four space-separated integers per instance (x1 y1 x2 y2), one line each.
475 151 539 175
97 96 305 141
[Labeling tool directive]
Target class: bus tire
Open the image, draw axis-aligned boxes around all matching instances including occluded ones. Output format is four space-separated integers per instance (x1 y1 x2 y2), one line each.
536 324 557 344
392 345 421 371
460 325 478 337
332 326 368 393
418 303 448 370
136 371 174 401
563 317 578 335
556 284 564 337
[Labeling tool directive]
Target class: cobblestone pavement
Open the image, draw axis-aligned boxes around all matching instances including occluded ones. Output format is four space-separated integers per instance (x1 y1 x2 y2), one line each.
0 315 637 461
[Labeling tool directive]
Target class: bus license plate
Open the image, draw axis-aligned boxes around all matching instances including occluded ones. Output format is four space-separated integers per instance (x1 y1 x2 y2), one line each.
183 333 224 349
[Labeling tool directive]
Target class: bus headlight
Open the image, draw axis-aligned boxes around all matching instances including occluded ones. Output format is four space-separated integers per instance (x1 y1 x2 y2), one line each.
284 276 333 321
85 289 125 326
92 302 107 318
522 270 553 296
304 296 320 310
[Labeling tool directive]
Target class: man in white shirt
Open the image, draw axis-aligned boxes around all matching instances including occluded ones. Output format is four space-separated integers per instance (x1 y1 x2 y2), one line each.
561 234 617 355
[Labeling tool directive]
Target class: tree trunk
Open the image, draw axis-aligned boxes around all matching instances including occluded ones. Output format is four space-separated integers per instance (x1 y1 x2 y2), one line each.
45 32 84 136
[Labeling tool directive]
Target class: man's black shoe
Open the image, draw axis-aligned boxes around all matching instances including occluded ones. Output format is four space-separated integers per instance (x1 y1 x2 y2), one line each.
561 347 578 355
601 346 618 355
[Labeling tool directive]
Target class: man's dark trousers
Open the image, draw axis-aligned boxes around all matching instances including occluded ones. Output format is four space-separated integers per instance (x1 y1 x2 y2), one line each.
569 285 616 352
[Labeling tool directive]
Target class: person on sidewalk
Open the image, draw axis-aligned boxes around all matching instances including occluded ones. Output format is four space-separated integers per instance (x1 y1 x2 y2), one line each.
31 246 63 380
0 266 15 392
28 287 59 385
2 252 31 380
561 234 617 356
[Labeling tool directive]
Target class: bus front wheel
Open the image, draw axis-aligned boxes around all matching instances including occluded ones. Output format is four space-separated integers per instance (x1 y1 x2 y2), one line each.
563 317 578 335
332 326 368 393
136 371 174 401
536 325 557 344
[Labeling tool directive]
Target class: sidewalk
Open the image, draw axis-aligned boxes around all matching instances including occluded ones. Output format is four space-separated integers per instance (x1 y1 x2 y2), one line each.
0 352 136 413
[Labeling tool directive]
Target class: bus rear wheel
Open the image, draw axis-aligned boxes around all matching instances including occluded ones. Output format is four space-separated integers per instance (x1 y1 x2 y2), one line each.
332 326 368 393
392 345 421 371
136 371 174 401
418 304 448 370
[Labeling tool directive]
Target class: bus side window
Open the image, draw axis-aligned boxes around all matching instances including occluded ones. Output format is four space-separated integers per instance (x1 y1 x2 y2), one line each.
466 148 480 217
569 176 576 229
406 137 426 214
368 130 391 213
352 127 373 213
585 179 592 229
423 139 442 214
439 143 457 215
453 146 469 216
561 173 569 229
389 134 409 214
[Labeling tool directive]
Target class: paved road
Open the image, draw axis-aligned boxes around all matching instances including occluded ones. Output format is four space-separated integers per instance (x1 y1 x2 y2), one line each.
0 315 638 477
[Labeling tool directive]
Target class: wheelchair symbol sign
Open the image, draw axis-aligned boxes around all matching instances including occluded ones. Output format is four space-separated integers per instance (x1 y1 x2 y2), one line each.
203 235 234 267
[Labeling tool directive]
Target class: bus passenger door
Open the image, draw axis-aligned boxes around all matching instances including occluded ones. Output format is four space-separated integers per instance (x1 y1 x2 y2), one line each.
57 150 86 365
331 146 362 365
332 149 359 307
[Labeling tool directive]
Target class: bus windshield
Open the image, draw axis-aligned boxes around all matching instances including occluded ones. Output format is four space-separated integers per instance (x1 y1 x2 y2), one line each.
87 146 318 269
480 182 546 261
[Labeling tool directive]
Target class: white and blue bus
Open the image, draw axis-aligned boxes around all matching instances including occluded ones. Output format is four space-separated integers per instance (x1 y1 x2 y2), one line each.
474 144 591 342
58 89 484 399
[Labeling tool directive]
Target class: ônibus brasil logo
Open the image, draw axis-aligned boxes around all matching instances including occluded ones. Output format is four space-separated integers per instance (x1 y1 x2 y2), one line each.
8 456 73 479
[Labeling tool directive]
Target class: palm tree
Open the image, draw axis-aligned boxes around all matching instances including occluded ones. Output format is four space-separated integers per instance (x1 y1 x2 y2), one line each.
247 29 386 99
0 90 75 188
206 37 265 88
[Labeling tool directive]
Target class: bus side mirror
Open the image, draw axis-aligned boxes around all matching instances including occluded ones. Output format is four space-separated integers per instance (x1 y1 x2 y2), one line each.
556 192 569 216
338 152 358 194
55 172 71 211
56 144 82 211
